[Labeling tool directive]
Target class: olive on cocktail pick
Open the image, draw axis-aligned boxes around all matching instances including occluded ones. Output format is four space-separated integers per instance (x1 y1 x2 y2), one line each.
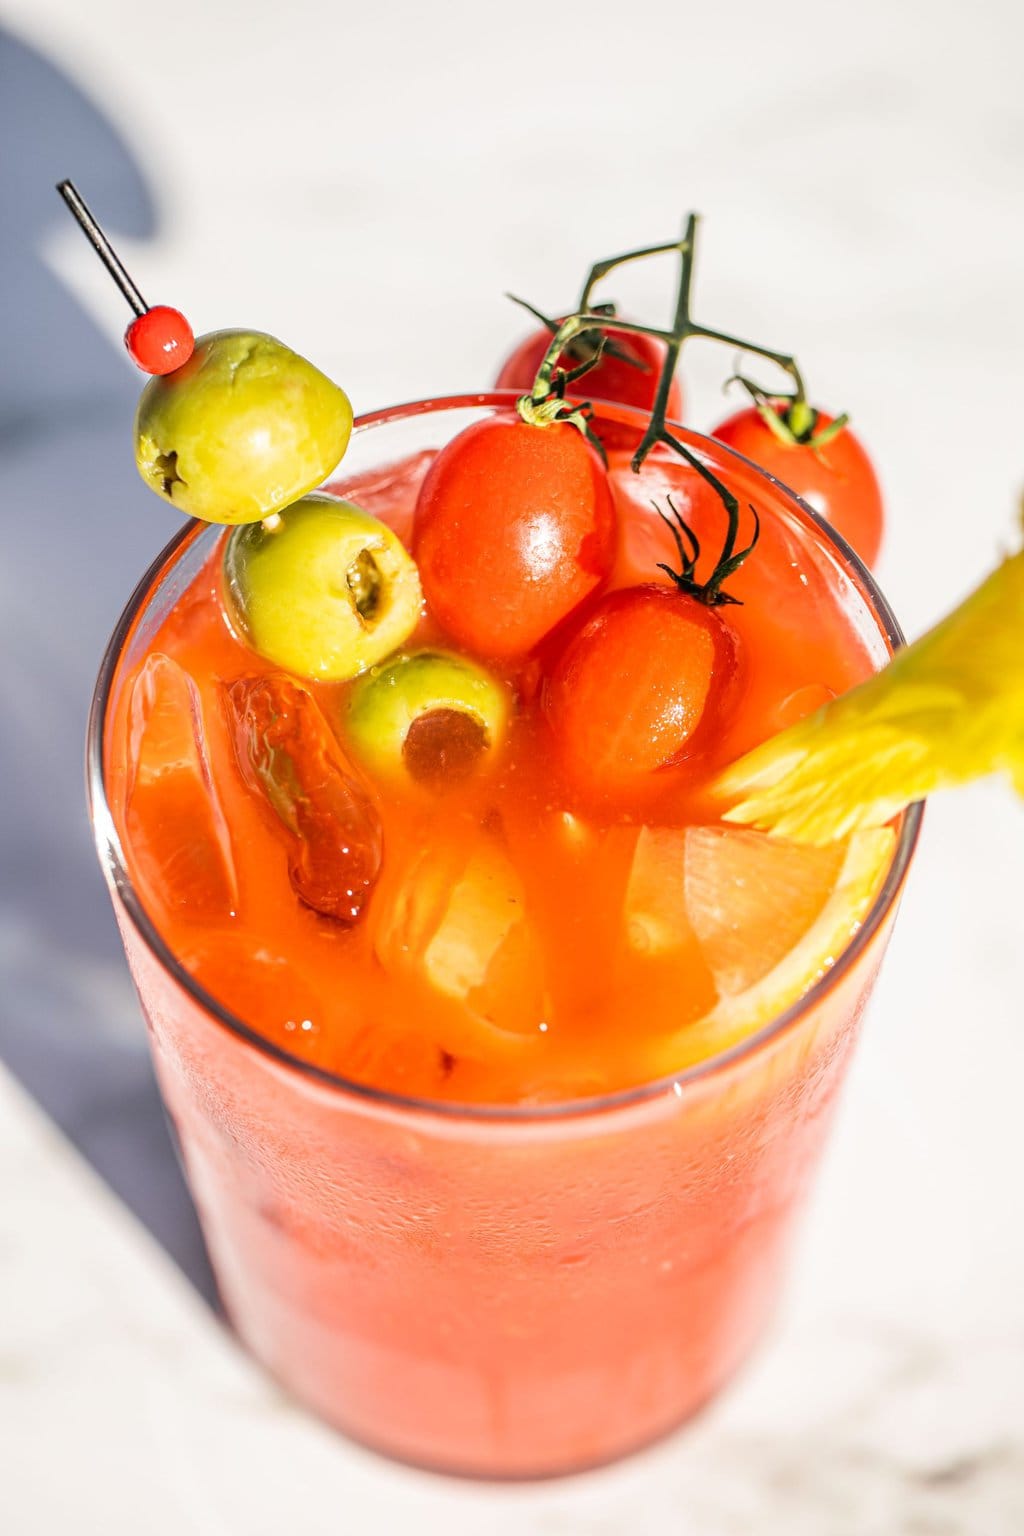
134 331 353 524
56 180 354 524
223 494 422 681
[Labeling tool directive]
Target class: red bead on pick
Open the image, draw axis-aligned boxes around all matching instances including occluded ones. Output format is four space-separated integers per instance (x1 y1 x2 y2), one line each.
126 306 194 374
56 179 195 377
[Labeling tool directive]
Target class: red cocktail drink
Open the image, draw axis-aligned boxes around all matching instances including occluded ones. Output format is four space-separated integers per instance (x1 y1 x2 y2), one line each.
90 396 918 1476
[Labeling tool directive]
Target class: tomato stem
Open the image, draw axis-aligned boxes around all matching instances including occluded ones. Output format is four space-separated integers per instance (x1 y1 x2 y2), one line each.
524 216 808 468
517 215 809 597
655 435 760 605
530 311 677 403
576 238 688 312
725 372 850 450
506 294 649 372
515 386 607 459
630 216 699 468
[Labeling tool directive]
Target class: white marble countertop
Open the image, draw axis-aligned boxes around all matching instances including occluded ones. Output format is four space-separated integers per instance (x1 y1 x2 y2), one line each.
2 1 1024 1530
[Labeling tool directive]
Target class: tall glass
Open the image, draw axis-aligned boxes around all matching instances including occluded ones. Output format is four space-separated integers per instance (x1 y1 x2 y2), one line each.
88 396 920 1478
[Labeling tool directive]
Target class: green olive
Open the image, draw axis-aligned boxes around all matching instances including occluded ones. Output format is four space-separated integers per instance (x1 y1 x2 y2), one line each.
223 494 422 680
134 330 353 525
346 651 510 786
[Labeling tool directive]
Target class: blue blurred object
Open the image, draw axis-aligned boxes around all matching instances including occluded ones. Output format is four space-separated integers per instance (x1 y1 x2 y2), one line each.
0 26 216 1304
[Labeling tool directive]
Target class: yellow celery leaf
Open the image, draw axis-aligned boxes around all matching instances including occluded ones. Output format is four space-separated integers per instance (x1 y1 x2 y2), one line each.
715 541 1024 845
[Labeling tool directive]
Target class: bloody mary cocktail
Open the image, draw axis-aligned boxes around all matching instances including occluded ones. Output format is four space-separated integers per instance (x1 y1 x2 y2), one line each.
89 395 918 1476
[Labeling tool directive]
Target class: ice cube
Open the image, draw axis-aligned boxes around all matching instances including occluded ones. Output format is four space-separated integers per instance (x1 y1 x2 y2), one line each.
683 826 845 996
125 653 238 921
372 838 466 973
619 825 718 1027
624 826 693 954
771 683 838 733
225 674 382 924
422 844 529 1000
374 834 545 1036
342 1020 456 1094
178 930 333 1065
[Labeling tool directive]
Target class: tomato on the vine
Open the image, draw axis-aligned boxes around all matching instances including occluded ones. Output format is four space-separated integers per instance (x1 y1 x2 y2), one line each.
712 402 883 568
495 323 684 422
543 584 736 796
414 413 616 659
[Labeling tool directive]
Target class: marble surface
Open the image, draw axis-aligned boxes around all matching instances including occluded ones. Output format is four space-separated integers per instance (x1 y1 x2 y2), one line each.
2 1 1024 1530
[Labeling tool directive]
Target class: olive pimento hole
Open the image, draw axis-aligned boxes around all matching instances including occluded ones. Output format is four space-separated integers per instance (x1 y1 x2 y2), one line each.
402 709 489 786
154 450 186 498
347 549 383 623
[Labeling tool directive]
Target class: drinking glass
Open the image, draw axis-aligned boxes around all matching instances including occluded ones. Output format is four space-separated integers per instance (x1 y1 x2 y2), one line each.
88 395 920 1478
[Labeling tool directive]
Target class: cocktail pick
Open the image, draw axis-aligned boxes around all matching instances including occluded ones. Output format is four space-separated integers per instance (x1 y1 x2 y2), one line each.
56 178 194 375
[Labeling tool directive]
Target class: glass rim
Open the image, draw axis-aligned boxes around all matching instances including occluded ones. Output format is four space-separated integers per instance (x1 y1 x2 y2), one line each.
87 391 923 1126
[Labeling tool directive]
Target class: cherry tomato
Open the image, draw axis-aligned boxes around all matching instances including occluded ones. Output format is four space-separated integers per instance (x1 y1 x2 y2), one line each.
712 404 883 568
414 414 616 659
543 584 736 794
495 323 684 421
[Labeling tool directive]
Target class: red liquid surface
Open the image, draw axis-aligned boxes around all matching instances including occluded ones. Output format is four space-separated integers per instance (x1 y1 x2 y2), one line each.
108 442 883 1104
102 412 902 1475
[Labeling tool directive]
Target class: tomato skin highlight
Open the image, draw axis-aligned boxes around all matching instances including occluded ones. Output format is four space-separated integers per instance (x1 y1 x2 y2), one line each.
543 584 734 793
495 324 684 421
711 405 884 568
414 414 616 659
